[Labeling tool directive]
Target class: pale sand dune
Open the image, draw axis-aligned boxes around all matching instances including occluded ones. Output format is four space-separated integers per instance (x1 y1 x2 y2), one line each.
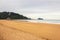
0 20 60 40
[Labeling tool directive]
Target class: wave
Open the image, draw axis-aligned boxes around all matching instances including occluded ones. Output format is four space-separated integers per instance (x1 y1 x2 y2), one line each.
15 19 60 24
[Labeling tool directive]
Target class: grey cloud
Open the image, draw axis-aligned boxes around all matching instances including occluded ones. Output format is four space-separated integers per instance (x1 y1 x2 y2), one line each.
0 0 60 14
48 0 60 12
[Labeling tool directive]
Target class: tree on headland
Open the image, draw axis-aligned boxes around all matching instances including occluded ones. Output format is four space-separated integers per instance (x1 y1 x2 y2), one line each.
0 12 29 19
0 12 9 19
9 12 28 19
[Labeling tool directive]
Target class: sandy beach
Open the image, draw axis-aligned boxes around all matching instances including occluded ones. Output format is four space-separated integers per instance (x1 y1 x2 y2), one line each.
0 20 60 40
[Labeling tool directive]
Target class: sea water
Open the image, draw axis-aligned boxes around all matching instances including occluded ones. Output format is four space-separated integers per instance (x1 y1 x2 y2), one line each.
25 20 60 24
15 19 60 24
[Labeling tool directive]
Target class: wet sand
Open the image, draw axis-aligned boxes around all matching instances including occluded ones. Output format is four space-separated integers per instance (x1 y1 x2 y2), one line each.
0 20 60 40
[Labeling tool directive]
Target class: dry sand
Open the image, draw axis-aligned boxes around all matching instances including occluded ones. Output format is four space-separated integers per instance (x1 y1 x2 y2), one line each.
0 20 60 40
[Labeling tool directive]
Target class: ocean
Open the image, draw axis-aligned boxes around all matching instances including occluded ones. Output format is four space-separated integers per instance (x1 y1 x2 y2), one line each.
15 19 60 24
26 20 60 24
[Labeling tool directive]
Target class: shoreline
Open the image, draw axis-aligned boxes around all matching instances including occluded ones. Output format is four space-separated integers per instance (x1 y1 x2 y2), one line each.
13 20 60 25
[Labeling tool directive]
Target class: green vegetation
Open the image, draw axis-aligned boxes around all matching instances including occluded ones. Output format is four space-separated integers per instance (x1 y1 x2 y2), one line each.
0 12 29 19
38 18 43 20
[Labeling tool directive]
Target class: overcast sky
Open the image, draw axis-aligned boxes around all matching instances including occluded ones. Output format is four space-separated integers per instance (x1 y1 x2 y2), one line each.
0 0 60 19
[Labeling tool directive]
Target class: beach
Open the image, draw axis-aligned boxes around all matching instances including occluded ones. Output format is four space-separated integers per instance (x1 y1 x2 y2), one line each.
0 20 60 40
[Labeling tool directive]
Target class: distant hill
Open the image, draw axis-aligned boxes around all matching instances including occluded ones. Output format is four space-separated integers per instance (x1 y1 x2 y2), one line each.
0 12 29 19
38 18 43 20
